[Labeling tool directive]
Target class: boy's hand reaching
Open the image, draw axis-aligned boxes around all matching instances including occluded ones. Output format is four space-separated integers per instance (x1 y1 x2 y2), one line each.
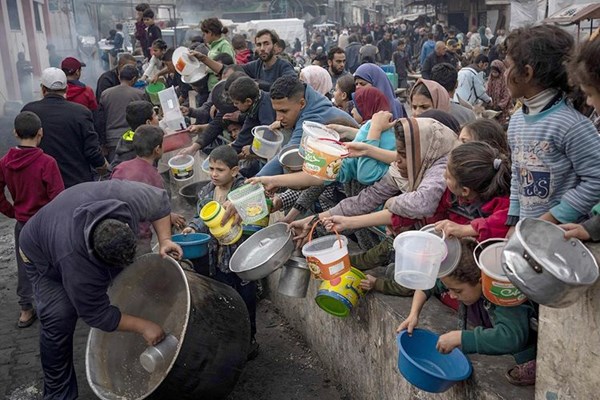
436 330 462 354
181 227 195 235
170 213 186 230
140 320 166 346
396 313 419 335
561 223 591 241
359 274 377 291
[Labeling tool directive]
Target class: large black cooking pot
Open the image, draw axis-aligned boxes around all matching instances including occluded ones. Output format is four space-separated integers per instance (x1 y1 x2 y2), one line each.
85 254 250 399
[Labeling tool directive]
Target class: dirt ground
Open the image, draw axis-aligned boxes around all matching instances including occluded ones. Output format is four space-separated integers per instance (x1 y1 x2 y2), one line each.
0 210 345 400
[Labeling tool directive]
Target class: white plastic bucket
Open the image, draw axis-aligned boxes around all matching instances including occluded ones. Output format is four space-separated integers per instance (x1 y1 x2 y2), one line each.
302 234 350 280
251 126 284 159
168 155 195 181
300 121 340 157
302 137 347 181
393 231 447 290
227 183 269 224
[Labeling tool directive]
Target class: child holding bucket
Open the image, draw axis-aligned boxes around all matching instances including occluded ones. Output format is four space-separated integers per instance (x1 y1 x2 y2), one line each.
181 145 259 360
396 238 538 386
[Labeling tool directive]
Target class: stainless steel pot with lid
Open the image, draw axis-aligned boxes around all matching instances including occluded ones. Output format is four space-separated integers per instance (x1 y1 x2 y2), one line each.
501 218 599 308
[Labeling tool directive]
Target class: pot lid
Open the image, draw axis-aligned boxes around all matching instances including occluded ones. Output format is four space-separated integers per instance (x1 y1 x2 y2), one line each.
514 218 599 284
234 222 292 272
420 224 462 278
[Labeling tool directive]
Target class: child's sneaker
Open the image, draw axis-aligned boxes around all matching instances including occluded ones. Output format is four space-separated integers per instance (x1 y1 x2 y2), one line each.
505 360 536 386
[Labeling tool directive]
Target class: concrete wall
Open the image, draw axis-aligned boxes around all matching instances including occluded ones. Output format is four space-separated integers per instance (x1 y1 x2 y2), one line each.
535 243 600 400
266 268 533 400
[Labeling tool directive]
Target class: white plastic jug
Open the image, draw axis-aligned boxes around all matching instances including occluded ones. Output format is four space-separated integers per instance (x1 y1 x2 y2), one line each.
394 231 447 290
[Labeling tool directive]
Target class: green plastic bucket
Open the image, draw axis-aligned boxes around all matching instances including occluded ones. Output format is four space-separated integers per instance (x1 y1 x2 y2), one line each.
146 82 165 105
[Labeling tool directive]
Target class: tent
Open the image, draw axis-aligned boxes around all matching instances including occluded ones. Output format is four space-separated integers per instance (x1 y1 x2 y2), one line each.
543 2 600 40
235 18 306 46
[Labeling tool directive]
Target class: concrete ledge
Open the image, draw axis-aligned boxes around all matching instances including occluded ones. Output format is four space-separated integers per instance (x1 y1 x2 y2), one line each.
266 268 534 400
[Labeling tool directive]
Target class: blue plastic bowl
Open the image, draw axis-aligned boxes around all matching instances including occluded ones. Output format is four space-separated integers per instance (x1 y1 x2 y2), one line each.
171 233 211 259
397 329 472 393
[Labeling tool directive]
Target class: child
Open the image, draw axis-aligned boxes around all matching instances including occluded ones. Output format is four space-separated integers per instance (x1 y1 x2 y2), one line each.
502 25 600 229
397 238 538 386
142 39 167 82
142 9 162 59
409 79 450 117
392 39 413 89
569 34 600 133
0 111 65 327
458 119 508 153
181 145 259 359
111 100 159 168
232 34 252 65
111 125 185 254
333 74 355 115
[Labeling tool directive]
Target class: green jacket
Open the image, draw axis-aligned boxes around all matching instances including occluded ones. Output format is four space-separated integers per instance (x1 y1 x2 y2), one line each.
207 37 235 91
350 237 414 296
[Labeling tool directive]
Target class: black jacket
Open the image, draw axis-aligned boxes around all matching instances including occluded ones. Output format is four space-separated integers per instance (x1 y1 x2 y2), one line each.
95 68 119 102
22 94 106 188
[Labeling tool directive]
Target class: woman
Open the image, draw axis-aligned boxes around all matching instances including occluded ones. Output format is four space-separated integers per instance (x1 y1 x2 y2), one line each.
409 78 451 117
354 63 405 119
300 65 333 98
486 60 513 126
201 18 234 91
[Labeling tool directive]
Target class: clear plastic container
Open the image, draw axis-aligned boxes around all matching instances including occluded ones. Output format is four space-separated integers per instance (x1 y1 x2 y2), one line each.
227 183 269 224
158 86 181 115
394 231 447 290
251 126 284 159
300 121 340 157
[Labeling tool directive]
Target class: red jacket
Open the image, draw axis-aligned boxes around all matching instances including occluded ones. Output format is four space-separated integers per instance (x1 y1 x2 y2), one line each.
66 80 98 111
235 49 253 65
0 147 65 222
391 189 509 241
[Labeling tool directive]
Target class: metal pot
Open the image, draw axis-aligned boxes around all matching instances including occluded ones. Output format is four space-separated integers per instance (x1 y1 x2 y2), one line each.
278 256 311 298
229 222 294 281
501 218 600 308
279 144 304 174
178 179 210 207
86 254 250 400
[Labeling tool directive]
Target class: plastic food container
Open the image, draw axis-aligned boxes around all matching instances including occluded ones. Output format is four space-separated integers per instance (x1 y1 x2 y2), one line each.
302 137 348 181
251 126 284 159
227 183 269 224
393 231 447 290
171 233 211 259
168 155 195 181
300 121 340 157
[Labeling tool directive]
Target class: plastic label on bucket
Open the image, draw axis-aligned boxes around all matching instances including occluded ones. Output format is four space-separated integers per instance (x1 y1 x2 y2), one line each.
252 138 262 150
328 261 346 276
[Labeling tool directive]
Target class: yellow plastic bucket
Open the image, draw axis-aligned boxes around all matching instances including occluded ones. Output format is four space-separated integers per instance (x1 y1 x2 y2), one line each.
302 137 348 181
315 268 366 318
199 201 242 245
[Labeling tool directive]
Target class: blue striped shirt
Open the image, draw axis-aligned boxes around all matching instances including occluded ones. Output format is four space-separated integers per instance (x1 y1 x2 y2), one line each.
508 100 600 222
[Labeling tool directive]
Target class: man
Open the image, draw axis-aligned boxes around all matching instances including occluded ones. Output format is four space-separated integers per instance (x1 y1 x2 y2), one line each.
97 65 146 161
22 68 108 188
421 41 455 80
445 39 462 68
377 31 393 64
134 3 150 56
274 39 295 66
392 39 413 89
419 32 435 67
454 54 491 106
311 34 326 53
95 53 137 102
46 44 61 68
20 179 183 400
16 52 34 104
359 35 378 64
431 63 476 126
195 29 295 91
344 34 361 73
61 57 97 111
327 47 350 96
338 29 349 49
257 75 355 176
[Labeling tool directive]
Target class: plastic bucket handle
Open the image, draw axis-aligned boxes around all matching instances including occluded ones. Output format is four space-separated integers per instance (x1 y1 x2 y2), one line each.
474 238 507 271
307 219 343 250
315 138 350 158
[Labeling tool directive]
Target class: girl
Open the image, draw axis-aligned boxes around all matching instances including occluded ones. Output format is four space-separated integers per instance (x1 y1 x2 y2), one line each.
458 119 508 153
503 25 600 229
569 35 600 133
409 79 450 117
333 74 355 115
201 18 234 91
486 60 513 126
397 238 538 386
354 63 405 118
300 65 333 98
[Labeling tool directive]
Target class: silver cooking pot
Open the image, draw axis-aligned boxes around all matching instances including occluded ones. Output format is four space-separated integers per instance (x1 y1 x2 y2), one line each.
229 222 294 281
501 218 599 308
278 256 311 298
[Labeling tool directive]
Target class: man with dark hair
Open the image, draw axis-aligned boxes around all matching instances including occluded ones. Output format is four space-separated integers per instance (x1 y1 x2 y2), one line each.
431 63 476 126
344 34 361 73
134 3 150 56
22 68 108 187
327 46 350 95
359 35 378 64
143 9 162 59
377 31 393 64
419 32 435 67
274 38 294 65
421 41 456 79
19 180 182 400
111 100 159 167
95 53 137 102
194 29 295 91
392 39 413 89
97 65 146 161
257 75 355 176
455 54 491 105
62 57 97 111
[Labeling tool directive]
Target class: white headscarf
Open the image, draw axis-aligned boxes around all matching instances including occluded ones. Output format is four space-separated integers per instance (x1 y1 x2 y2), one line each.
300 66 333 96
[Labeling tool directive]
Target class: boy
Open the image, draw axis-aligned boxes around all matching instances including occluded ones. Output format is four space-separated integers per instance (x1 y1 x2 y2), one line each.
392 39 413 89
0 111 64 327
111 125 185 254
182 145 259 359
111 100 159 168
397 239 538 386
143 9 162 59
142 39 168 82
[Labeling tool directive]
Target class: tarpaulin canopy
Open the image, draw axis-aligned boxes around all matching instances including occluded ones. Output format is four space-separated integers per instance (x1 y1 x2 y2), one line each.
543 2 600 24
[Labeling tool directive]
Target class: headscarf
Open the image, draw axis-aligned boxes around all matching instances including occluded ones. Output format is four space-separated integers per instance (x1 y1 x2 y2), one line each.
390 117 459 192
354 63 404 119
409 78 451 113
418 109 460 134
486 60 512 112
300 65 333 96
485 27 494 40
479 26 489 47
352 87 391 122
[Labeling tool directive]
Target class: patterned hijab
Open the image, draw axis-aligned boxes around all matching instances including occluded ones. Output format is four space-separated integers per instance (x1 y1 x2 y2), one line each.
300 65 333 96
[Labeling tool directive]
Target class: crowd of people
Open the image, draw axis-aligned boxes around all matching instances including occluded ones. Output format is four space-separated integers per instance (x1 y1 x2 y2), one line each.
2 4 600 397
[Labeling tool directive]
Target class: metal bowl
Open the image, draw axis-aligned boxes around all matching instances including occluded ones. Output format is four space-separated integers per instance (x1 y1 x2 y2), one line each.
229 222 294 281
279 144 304 174
178 180 210 207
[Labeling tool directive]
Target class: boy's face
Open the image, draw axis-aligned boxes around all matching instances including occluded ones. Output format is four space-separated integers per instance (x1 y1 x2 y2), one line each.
271 96 305 129
153 47 165 59
208 159 238 187
581 83 600 113
333 84 346 106
143 17 153 26
227 124 242 140
398 44 405 51
232 98 253 113
148 111 159 126
441 276 482 306
154 144 164 160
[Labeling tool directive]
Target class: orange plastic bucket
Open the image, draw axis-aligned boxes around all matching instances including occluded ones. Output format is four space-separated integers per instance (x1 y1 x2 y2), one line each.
302 138 348 181
301 221 351 280
474 239 526 307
